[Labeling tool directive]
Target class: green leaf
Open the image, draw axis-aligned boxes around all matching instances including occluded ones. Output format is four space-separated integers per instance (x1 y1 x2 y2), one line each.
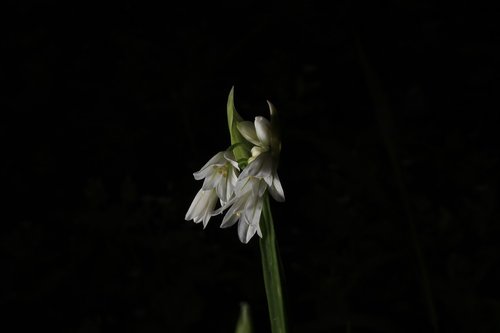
227 87 250 161
234 302 253 333
266 100 282 155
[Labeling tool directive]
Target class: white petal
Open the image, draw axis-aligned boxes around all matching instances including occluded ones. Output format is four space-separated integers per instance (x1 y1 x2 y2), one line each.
229 167 239 189
264 175 273 188
258 179 268 197
234 176 253 196
245 224 258 243
237 121 261 146
248 196 264 226
257 154 274 181
249 178 263 197
224 173 235 203
220 210 240 228
243 153 274 184
256 224 263 238
241 214 259 243
201 190 218 228
269 173 285 202
221 195 246 228
254 116 272 148
237 163 256 185
214 196 236 215
221 166 239 202
193 152 226 180
185 189 218 227
237 220 250 243
238 153 270 182
202 170 223 191
185 189 204 222
215 176 228 203
237 216 259 244
224 151 240 170
193 166 214 181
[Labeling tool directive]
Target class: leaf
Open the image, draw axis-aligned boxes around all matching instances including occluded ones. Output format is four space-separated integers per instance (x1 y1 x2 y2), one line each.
266 100 282 155
234 302 253 333
227 86 250 161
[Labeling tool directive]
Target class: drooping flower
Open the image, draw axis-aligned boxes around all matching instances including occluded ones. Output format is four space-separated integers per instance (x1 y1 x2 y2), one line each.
185 188 219 228
215 152 283 243
237 151 285 203
193 150 239 203
185 150 239 227
218 176 267 243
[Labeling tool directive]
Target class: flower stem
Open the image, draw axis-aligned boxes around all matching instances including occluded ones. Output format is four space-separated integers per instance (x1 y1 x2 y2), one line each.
259 194 288 333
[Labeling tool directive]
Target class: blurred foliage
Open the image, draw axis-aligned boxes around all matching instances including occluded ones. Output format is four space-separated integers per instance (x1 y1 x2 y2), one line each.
235 302 253 333
3 1 499 332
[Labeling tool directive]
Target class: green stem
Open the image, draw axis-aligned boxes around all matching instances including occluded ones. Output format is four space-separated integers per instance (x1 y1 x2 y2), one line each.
259 194 288 333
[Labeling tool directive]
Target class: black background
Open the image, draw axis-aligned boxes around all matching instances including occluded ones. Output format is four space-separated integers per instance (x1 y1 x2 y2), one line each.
4 1 500 332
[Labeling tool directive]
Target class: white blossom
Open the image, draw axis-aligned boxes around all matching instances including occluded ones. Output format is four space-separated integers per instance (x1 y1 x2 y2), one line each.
218 176 267 243
215 106 285 243
185 188 219 228
185 150 239 227
238 152 285 203
192 150 239 203
237 109 285 202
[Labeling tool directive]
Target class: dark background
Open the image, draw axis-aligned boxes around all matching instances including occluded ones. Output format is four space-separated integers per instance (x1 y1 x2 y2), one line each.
4 1 499 332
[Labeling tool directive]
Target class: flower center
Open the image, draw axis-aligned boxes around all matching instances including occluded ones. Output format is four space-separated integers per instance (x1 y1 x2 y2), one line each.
215 165 228 177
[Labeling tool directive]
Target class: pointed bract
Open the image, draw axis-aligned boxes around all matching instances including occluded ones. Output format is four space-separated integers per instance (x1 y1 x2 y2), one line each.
227 87 250 161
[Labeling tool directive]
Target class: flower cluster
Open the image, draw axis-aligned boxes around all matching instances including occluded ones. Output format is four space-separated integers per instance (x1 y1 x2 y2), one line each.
185 101 284 243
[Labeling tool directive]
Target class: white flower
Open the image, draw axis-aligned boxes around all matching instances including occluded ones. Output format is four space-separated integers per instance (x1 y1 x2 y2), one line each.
185 189 219 228
186 100 285 243
237 152 285 202
237 107 285 202
214 102 285 243
192 150 239 204
218 176 268 243
185 150 239 227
